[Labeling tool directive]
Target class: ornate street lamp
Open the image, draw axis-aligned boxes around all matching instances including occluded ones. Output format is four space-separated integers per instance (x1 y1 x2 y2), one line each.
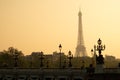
14 52 18 67
59 44 62 68
91 49 95 67
68 51 73 68
39 52 44 68
94 38 105 55
91 49 94 55
59 44 62 53
94 38 105 64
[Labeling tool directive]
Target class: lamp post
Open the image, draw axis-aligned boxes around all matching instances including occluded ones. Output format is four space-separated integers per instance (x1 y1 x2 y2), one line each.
63 59 66 68
94 38 105 55
39 52 44 68
91 49 95 67
14 52 18 67
46 60 49 68
30 56 33 68
59 44 62 68
91 49 94 56
94 38 105 64
68 51 73 68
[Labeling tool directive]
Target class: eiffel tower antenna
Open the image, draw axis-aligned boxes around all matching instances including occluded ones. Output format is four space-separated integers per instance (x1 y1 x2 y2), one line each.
75 10 87 57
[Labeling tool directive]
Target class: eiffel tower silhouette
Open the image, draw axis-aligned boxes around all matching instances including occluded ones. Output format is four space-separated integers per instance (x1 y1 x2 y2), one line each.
75 10 87 57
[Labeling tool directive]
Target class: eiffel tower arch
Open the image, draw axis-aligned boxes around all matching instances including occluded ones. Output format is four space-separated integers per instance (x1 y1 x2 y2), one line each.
75 10 87 57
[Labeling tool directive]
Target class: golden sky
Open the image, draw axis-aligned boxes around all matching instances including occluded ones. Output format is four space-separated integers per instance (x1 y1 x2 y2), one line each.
0 0 120 58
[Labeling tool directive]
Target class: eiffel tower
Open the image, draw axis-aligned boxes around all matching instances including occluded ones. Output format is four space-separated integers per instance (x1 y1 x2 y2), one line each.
75 10 87 57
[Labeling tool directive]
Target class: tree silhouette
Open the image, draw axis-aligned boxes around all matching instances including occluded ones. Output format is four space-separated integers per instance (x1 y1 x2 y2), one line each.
0 47 24 68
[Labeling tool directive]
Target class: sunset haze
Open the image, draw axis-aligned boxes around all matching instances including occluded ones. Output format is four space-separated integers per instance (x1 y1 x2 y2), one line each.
0 0 120 58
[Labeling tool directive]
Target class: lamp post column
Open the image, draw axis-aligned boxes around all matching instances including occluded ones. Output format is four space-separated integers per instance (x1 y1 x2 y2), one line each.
94 38 105 73
14 52 18 67
39 52 44 68
59 44 62 68
94 38 105 65
68 51 73 68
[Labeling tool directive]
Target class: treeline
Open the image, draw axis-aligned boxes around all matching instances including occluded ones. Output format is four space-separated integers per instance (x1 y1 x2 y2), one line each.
0 47 24 68
0 47 119 68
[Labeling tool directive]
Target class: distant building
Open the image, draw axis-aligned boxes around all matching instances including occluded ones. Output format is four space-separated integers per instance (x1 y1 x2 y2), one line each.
31 52 43 56
105 55 116 61
52 51 65 61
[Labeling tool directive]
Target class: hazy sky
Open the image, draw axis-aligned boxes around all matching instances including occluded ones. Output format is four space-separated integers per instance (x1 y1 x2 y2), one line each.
0 0 120 58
